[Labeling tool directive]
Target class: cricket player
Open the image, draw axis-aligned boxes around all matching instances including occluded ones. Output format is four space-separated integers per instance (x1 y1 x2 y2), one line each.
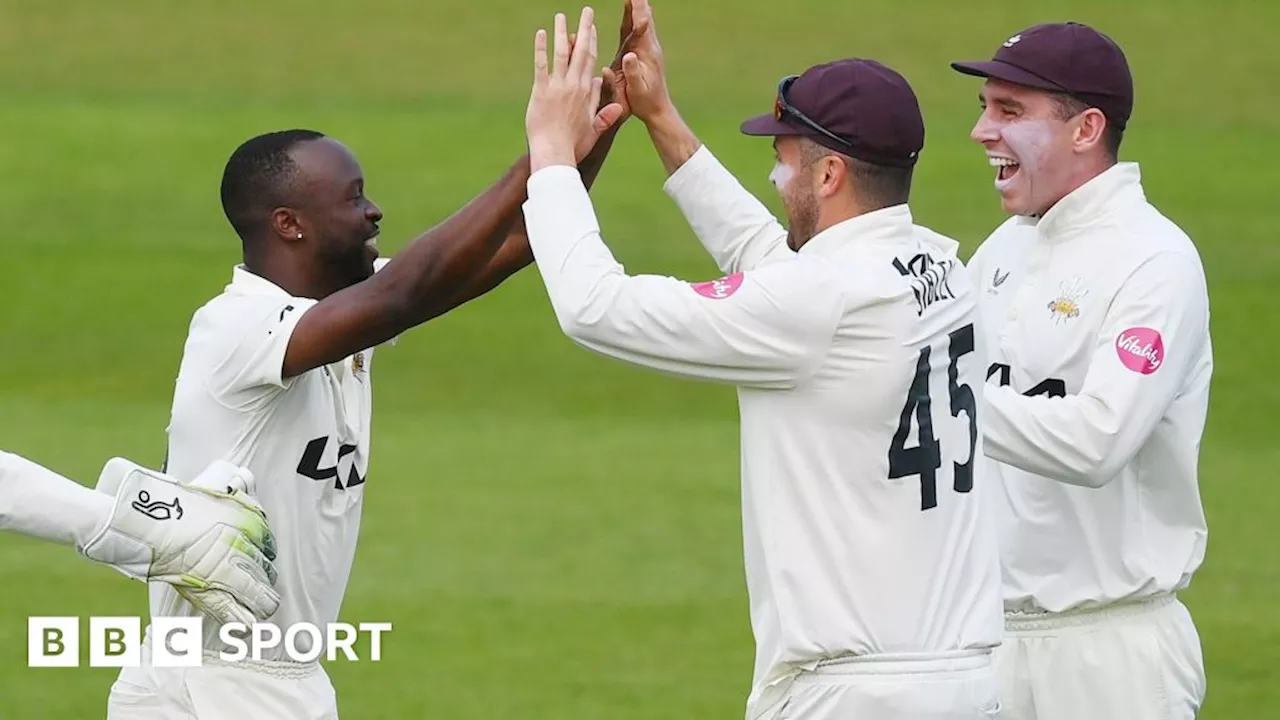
951 21 1212 720
521 2 1003 718
104 12 628 717
1 451 279 625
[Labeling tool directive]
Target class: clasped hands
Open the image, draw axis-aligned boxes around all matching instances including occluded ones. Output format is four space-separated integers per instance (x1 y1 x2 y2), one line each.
525 0 672 172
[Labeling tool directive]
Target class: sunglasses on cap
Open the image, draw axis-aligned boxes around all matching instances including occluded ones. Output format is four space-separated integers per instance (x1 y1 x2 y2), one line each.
774 75 855 151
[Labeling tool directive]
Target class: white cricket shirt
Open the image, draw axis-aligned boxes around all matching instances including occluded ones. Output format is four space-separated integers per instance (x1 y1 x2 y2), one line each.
152 264 384 659
967 162 1213 615
522 148 1004 702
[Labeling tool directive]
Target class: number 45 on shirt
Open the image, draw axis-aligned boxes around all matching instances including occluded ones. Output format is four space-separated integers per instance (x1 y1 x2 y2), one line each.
888 324 978 511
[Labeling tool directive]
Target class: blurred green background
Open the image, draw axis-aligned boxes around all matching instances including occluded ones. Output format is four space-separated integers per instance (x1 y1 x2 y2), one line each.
0 0 1275 717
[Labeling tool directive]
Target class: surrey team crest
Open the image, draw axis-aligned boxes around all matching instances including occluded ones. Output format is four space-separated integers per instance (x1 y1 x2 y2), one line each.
1047 277 1088 324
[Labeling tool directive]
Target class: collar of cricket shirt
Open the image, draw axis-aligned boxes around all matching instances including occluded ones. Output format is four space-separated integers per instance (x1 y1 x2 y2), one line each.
1016 161 1146 242
800 203 914 258
227 264 293 298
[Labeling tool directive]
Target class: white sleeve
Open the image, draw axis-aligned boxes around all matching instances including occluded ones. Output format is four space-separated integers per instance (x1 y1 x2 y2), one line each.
522 166 842 389
204 296 319 410
0 451 110 548
663 146 794 273
982 252 1210 488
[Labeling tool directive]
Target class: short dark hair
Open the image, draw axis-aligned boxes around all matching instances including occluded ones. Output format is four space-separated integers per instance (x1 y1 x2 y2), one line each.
1049 93 1123 159
800 139 913 210
219 129 325 241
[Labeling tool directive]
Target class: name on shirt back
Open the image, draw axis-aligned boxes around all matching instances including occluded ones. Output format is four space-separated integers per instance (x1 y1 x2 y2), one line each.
892 253 957 316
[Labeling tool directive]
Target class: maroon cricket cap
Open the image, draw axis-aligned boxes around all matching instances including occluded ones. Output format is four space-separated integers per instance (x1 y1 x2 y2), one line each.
951 22 1134 130
740 58 924 168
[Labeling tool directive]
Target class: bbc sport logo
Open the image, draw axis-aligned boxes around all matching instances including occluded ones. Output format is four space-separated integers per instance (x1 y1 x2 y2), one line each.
28 616 392 668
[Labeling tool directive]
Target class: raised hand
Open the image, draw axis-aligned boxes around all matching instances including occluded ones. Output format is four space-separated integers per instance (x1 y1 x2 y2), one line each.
526 7 626 172
570 3 631 118
599 1 635 114
618 0 673 123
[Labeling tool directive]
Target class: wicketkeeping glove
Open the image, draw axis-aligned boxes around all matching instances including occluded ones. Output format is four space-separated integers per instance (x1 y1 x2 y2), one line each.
80 458 281 626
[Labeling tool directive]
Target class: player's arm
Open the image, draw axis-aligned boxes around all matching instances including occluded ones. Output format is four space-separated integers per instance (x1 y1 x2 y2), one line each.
0 451 113 548
443 116 628 310
522 165 839 388
981 252 1210 488
276 154 533 379
277 33 630 378
659 129 794 273
280 143 625 379
622 0 792 273
435 13 636 312
0 452 280 624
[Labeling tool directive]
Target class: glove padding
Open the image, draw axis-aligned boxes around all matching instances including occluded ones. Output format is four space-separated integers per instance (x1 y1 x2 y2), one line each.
80 458 281 626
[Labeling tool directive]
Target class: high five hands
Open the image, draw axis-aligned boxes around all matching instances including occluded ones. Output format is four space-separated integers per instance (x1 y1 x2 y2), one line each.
525 8 623 172
615 0 673 123
524 1 675 172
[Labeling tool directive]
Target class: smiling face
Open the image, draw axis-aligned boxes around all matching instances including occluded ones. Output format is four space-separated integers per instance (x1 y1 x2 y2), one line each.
287 137 384 287
970 78 1109 217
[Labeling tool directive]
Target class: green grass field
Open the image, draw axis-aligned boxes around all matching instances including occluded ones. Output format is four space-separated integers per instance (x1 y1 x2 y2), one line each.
0 0 1276 717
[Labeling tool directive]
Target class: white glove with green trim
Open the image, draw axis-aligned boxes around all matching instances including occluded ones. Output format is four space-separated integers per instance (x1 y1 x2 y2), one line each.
80 458 281 626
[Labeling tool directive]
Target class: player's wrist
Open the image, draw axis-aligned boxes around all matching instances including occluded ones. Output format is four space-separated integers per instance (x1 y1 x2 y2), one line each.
644 106 701 176
637 96 679 129
528 134 578 174
80 527 154 579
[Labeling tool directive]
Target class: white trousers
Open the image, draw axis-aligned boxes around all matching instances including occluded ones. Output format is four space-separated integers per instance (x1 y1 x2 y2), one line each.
996 593 1206 720
750 649 1001 720
106 638 338 720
